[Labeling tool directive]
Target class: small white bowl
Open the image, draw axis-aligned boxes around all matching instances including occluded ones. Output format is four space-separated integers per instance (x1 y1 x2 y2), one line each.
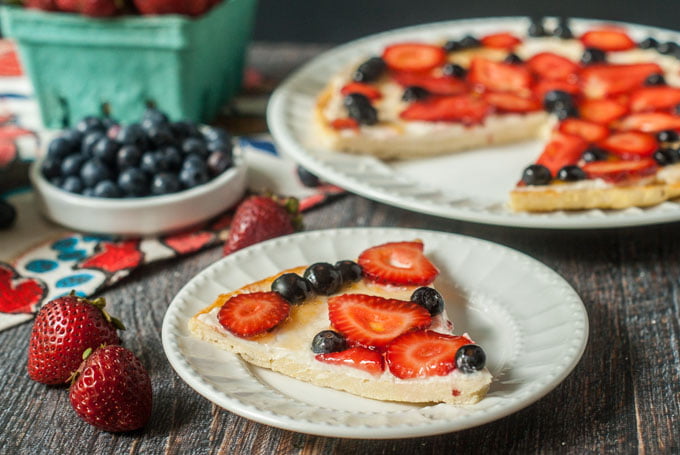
30 147 247 236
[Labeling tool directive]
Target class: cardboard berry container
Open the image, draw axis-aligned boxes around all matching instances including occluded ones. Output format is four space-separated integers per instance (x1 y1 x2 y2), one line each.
0 0 256 128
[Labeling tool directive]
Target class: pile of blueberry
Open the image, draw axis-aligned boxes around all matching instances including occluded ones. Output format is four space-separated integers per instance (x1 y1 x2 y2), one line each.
41 108 234 198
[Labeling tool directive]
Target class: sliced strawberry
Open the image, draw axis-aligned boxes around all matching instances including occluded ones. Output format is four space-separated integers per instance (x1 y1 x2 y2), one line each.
357 241 439 286
617 112 680 133
330 118 360 130
484 92 542 113
400 94 490 124
217 291 290 337
385 330 472 379
315 346 385 375
536 132 588 176
468 57 532 93
580 28 636 52
558 118 610 142
580 63 662 98
382 43 446 73
583 159 658 183
392 72 467 96
527 52 579 81
328 294 431 349
629 86 680 113
533 79 580 102
579 98 628 125
599 131 658 158
480 32 522 50
340 82 382 101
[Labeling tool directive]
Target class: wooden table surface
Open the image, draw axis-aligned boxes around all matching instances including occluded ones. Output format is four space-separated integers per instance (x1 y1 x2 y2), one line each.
2 43 680 455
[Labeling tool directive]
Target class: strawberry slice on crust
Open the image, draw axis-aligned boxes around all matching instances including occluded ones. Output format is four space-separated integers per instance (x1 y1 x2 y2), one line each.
340 82 382 101
382 43 446 73
392 72 467 96
536 132 588 176
358 241 439 285
330 118 360 131
400 94 490 124
629 86 680 113
468 57 532 93
328 294 432 349
583 159 658 183
579 98 629 125
315 346 385 375
484 92 542 113
558 118 610 142
580 63 663 98
580 28 636 52
386 330 472 379
527 52 579 82
599 131 658 158
218 292 290 338
480 32 522 50
617 112 680 133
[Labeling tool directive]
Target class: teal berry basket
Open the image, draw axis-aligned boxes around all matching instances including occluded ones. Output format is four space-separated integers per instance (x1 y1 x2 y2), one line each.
0 0 257 128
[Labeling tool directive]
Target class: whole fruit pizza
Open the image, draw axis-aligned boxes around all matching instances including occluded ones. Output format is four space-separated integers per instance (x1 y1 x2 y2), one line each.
189 240 492 405
314 17 680 212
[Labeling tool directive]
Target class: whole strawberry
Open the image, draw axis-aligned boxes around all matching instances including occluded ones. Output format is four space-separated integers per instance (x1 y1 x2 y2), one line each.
27 293 124 385
132 0 214 16
77 0 123 16
23 0 58 10
70 345 152 432
223 195 302 255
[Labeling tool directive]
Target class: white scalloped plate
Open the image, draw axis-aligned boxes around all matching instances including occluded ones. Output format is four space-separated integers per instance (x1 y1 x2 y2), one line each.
267 17 680 229
162 228 588 438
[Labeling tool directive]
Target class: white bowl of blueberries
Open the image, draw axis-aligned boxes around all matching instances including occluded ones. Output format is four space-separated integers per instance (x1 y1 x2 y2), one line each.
30 108 247 236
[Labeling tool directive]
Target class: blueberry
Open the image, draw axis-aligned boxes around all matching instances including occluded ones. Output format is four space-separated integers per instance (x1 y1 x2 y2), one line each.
75 116 104 134
82 187 95 197
344 93 378 125
59 129 84 149
521 164 552 185
442 63 467 79
657 41 679 56
145 123 175 148
92 180 122 198
554 104 579 120
106 123 121 140
334 260 362 283
206 138 233 154
557 165 587 182
352 56 387 83
580 47 607 65
553 18 573 39
296 165 320 187
644 73 666 86
60 154 86 177
150 172 181 195
81 131 105 157
543 90 575 113
639 37 659 49
183 153 208 172
182 137 208 158
657 129 679 143
311 330 348 354
92 137 120 165
504 53 523 64
142 107 169 126
202 126 230 144
271 273 312 304
117 145 142 169
582 146 608 162
179 166 209 189
675 104 680 115
47 137 74 160
0 199 17 229
207 151 233 177
41 157 63 179
459 34 481 49
80 158 112 188
171 120 200 140
455 344 486 373
442 40 462 53
653 148 679 166
163 146 183 171
528 17 547 37
60 176 83 194
116 123 146 147
401 86 430 102
117 168 149 196
141 151 169 174
304 262 342 295
410 287 444 316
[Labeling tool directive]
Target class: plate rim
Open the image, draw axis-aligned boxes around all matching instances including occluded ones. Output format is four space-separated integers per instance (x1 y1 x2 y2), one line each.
162 227 589 438
266 16 680 230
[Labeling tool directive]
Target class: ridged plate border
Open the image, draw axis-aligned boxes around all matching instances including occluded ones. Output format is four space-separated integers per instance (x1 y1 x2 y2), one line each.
162 228 588 438
267 17 680 229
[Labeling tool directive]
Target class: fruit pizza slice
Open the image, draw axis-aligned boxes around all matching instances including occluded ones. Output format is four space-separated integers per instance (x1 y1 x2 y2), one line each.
189 240 492 405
